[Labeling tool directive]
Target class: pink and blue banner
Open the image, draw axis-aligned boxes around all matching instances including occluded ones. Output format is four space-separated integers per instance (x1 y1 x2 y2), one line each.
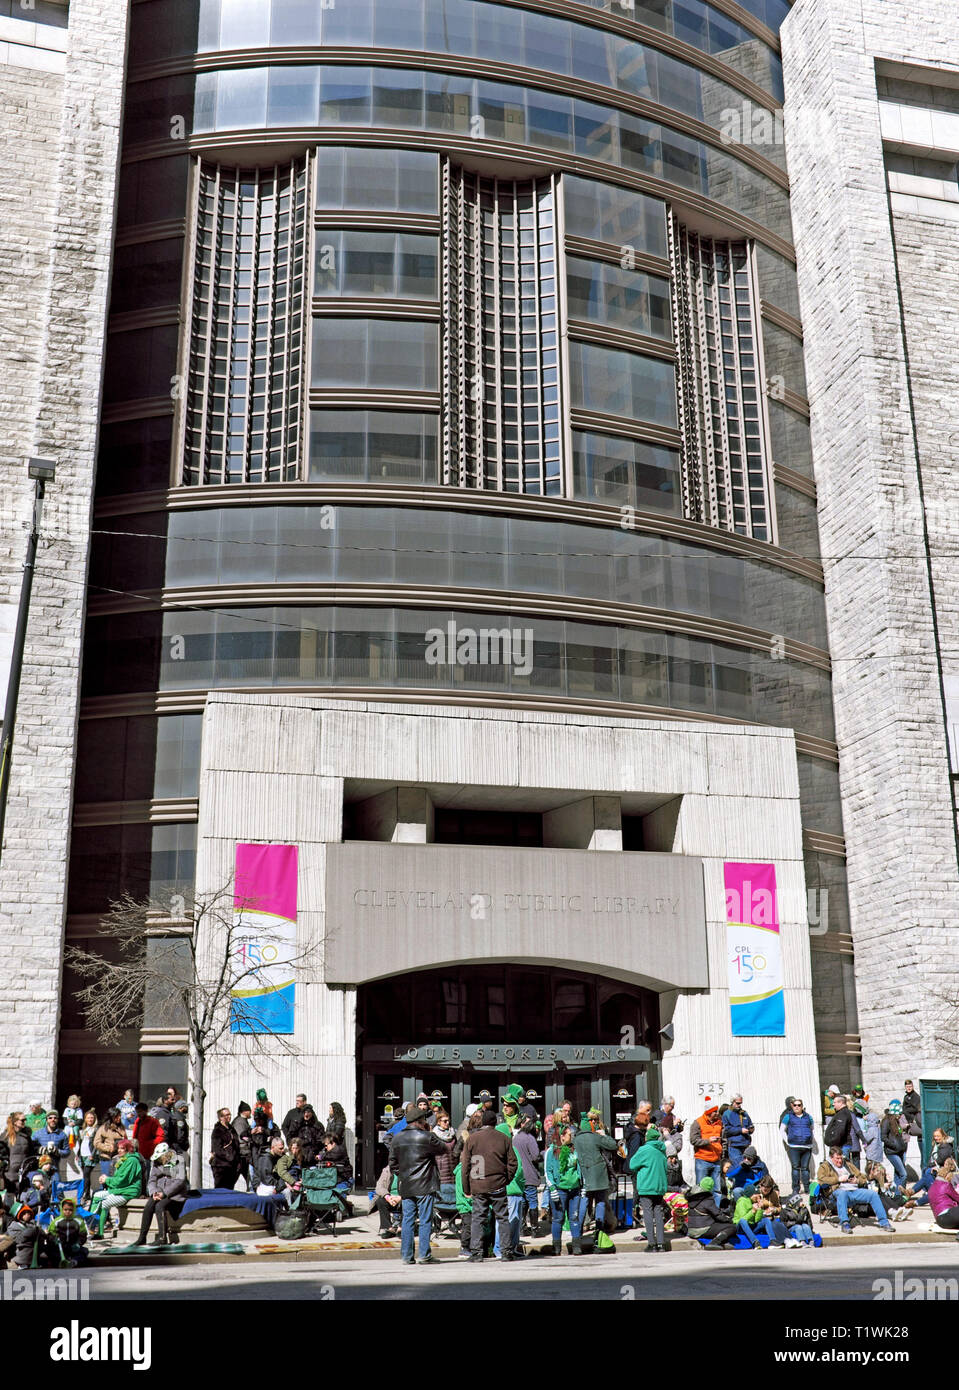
231 843 298 1035
724 862 784 1037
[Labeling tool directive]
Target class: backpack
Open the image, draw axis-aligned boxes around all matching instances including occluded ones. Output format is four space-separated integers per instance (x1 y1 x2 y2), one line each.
784 1193 811 1226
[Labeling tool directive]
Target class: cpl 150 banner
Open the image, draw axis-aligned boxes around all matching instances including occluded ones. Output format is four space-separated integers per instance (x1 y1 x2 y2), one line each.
724 861 784 1037
231 842 298 1035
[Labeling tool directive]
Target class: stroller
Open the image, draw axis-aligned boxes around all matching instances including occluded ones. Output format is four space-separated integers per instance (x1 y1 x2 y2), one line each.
300 1163 350 1237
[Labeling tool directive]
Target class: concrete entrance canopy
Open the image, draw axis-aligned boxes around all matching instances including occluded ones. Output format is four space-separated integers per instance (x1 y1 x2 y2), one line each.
194 693 819 1192
325 841 707 991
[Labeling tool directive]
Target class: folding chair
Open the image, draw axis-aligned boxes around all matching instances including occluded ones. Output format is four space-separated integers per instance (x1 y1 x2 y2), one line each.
300 1163 350 1237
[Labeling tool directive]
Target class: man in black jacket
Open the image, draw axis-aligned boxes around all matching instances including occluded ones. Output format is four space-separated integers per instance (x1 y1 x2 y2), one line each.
282 1094 310 1144
388 1104 449 1266
461 1110 517 1263
209 1108 240 1189
824 1094 864 1168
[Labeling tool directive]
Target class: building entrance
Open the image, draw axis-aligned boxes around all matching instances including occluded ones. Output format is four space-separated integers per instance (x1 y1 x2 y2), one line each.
356 964 661 1184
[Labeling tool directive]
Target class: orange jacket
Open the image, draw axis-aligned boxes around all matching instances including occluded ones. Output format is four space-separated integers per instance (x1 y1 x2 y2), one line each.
690 1109 723 1162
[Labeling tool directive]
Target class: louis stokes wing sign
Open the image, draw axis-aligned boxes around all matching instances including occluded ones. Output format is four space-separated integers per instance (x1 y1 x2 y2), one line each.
724 861 785 1037
231 843 298 1035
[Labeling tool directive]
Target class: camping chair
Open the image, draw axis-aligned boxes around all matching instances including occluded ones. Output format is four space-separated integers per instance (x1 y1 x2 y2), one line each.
809 1180 839 1225
300 1163 350 1237
432 1193 462 1238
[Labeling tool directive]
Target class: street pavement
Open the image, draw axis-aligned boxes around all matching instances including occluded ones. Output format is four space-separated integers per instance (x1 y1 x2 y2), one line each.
28 1238 959 1301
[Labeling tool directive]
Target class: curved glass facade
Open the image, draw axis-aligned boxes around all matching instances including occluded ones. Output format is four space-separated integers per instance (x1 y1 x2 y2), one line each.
77 0 847 968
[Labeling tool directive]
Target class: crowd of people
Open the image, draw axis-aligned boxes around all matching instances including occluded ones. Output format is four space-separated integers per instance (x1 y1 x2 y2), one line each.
0 1086 352 1266
2 1076 955 1268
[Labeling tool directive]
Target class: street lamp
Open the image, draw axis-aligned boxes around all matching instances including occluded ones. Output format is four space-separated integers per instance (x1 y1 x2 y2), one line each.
0 458 57 864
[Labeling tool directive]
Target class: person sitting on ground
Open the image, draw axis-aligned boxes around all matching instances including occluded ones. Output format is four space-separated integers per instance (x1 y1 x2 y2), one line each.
755 1177 790 1247
685 1175 737 1250
908 1128 955 1207
816 1145 895 1234
5 1204 42 1269
130 1143 188 1247
254 1137 286 1196
726 1145 769 1197
865 1160 910 1220
928 1164 959 1235
87 1138 144 1240
781 1194 816 1248
732 1182 769 1249
46 1197 88 1267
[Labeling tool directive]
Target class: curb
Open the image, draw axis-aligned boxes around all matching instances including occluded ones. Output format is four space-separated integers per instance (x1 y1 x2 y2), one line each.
85 1228 959 1269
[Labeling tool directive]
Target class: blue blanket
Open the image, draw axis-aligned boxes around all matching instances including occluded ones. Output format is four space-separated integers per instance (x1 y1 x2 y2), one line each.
179 1190 285 1221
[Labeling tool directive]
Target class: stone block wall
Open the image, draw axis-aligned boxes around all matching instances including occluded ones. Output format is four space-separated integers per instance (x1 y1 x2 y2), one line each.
0 0 129 1108
782 0 959 1103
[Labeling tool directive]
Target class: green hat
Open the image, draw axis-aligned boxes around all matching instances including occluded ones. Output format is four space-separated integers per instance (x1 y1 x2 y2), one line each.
502 1083 525 1107
700 1176 715 1192
580 1114 592 1132
255 1089 268 1102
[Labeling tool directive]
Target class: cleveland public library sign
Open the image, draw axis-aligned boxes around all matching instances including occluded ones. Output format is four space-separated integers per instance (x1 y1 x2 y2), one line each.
324 842 708 990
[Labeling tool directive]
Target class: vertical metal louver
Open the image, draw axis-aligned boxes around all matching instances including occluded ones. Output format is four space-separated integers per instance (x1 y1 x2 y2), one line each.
669 215 775 542
182 157 310 485
442 163 563 494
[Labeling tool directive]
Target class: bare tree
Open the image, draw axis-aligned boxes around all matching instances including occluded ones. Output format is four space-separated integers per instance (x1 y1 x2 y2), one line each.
65 878 320 1191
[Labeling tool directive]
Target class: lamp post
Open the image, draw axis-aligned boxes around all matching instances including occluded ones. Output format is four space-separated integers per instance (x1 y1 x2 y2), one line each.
0 458 57 864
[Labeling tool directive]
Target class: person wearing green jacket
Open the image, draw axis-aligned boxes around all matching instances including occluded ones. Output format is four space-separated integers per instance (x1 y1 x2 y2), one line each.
630 1123 669 1252
734 1181 788 1248
87 1140 143 1238
454 1162 474 1260
573 1116 618 1241
545 1125 585 1256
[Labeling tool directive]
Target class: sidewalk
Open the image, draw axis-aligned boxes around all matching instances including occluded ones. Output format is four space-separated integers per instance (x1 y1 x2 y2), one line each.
87 1198 959 1268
